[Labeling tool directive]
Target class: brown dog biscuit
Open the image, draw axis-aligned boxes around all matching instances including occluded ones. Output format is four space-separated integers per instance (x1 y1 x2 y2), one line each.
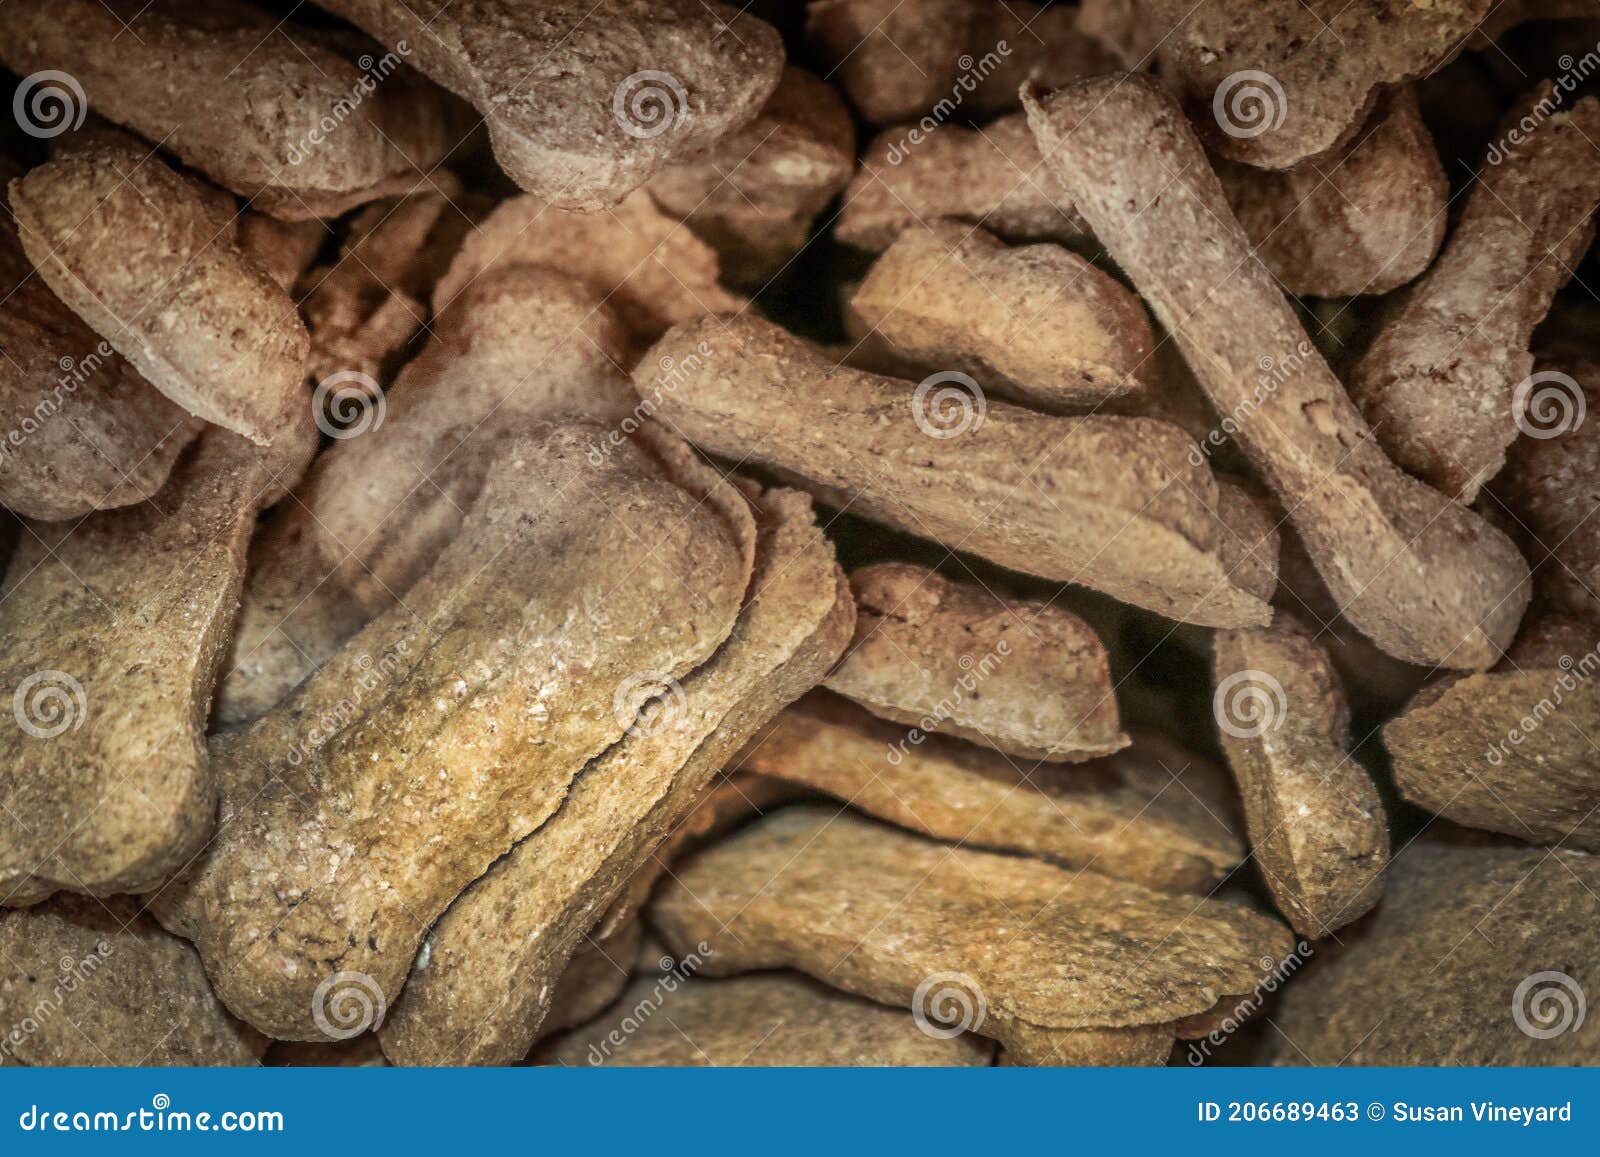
0 0 452 218
315 0 784 210
1353 87 1600 500
12 137 311 445
1024 75 1529 669
378 484 852 1065
824 563 1127 761
0 417 315 905
1269 841 1600 1065
0 896 265 1066
651 806 1292 1063
153 424 755 1039
742 692 1243 893
645 314 1276 628
1212 620 1389 937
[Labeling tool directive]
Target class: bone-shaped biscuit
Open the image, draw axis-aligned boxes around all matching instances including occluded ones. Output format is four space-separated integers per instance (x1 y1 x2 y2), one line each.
378 483 853 1064
152 423 755 1039
651 806 1292 1065
1024 75 1530 669
644 314 1276 628
0 416 315 906
314 0 784 211
11 137 311 445
0 0 452 219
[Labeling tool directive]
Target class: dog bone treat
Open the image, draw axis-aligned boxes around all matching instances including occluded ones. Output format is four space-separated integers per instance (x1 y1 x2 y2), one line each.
823 563 1127 761
214 268 637 725
1269 841 1600 1065
0 896 265 1066
1211 620 1389 937
1136 0 1491 170
314 0 784 211
0 215 201 520
539 943 995 1067
840 98 1447 298
538 920 644 1044
308 268 637 611
1497 362 1600 622
839 115 1089 252
1352 88 1600 501
652 806 1291 1064
0 0 451 219
648 67 855 287
646 314 1275 628
152 424 755 1039
1216 89 1447 298
743 693 1243 894
806 0 1117 125
434 191 745 341
851 223 1154 411
11 138 311 446
379 485 852 1065
0 417 316 906
1025 75 1530 669
1383 612 1600 853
